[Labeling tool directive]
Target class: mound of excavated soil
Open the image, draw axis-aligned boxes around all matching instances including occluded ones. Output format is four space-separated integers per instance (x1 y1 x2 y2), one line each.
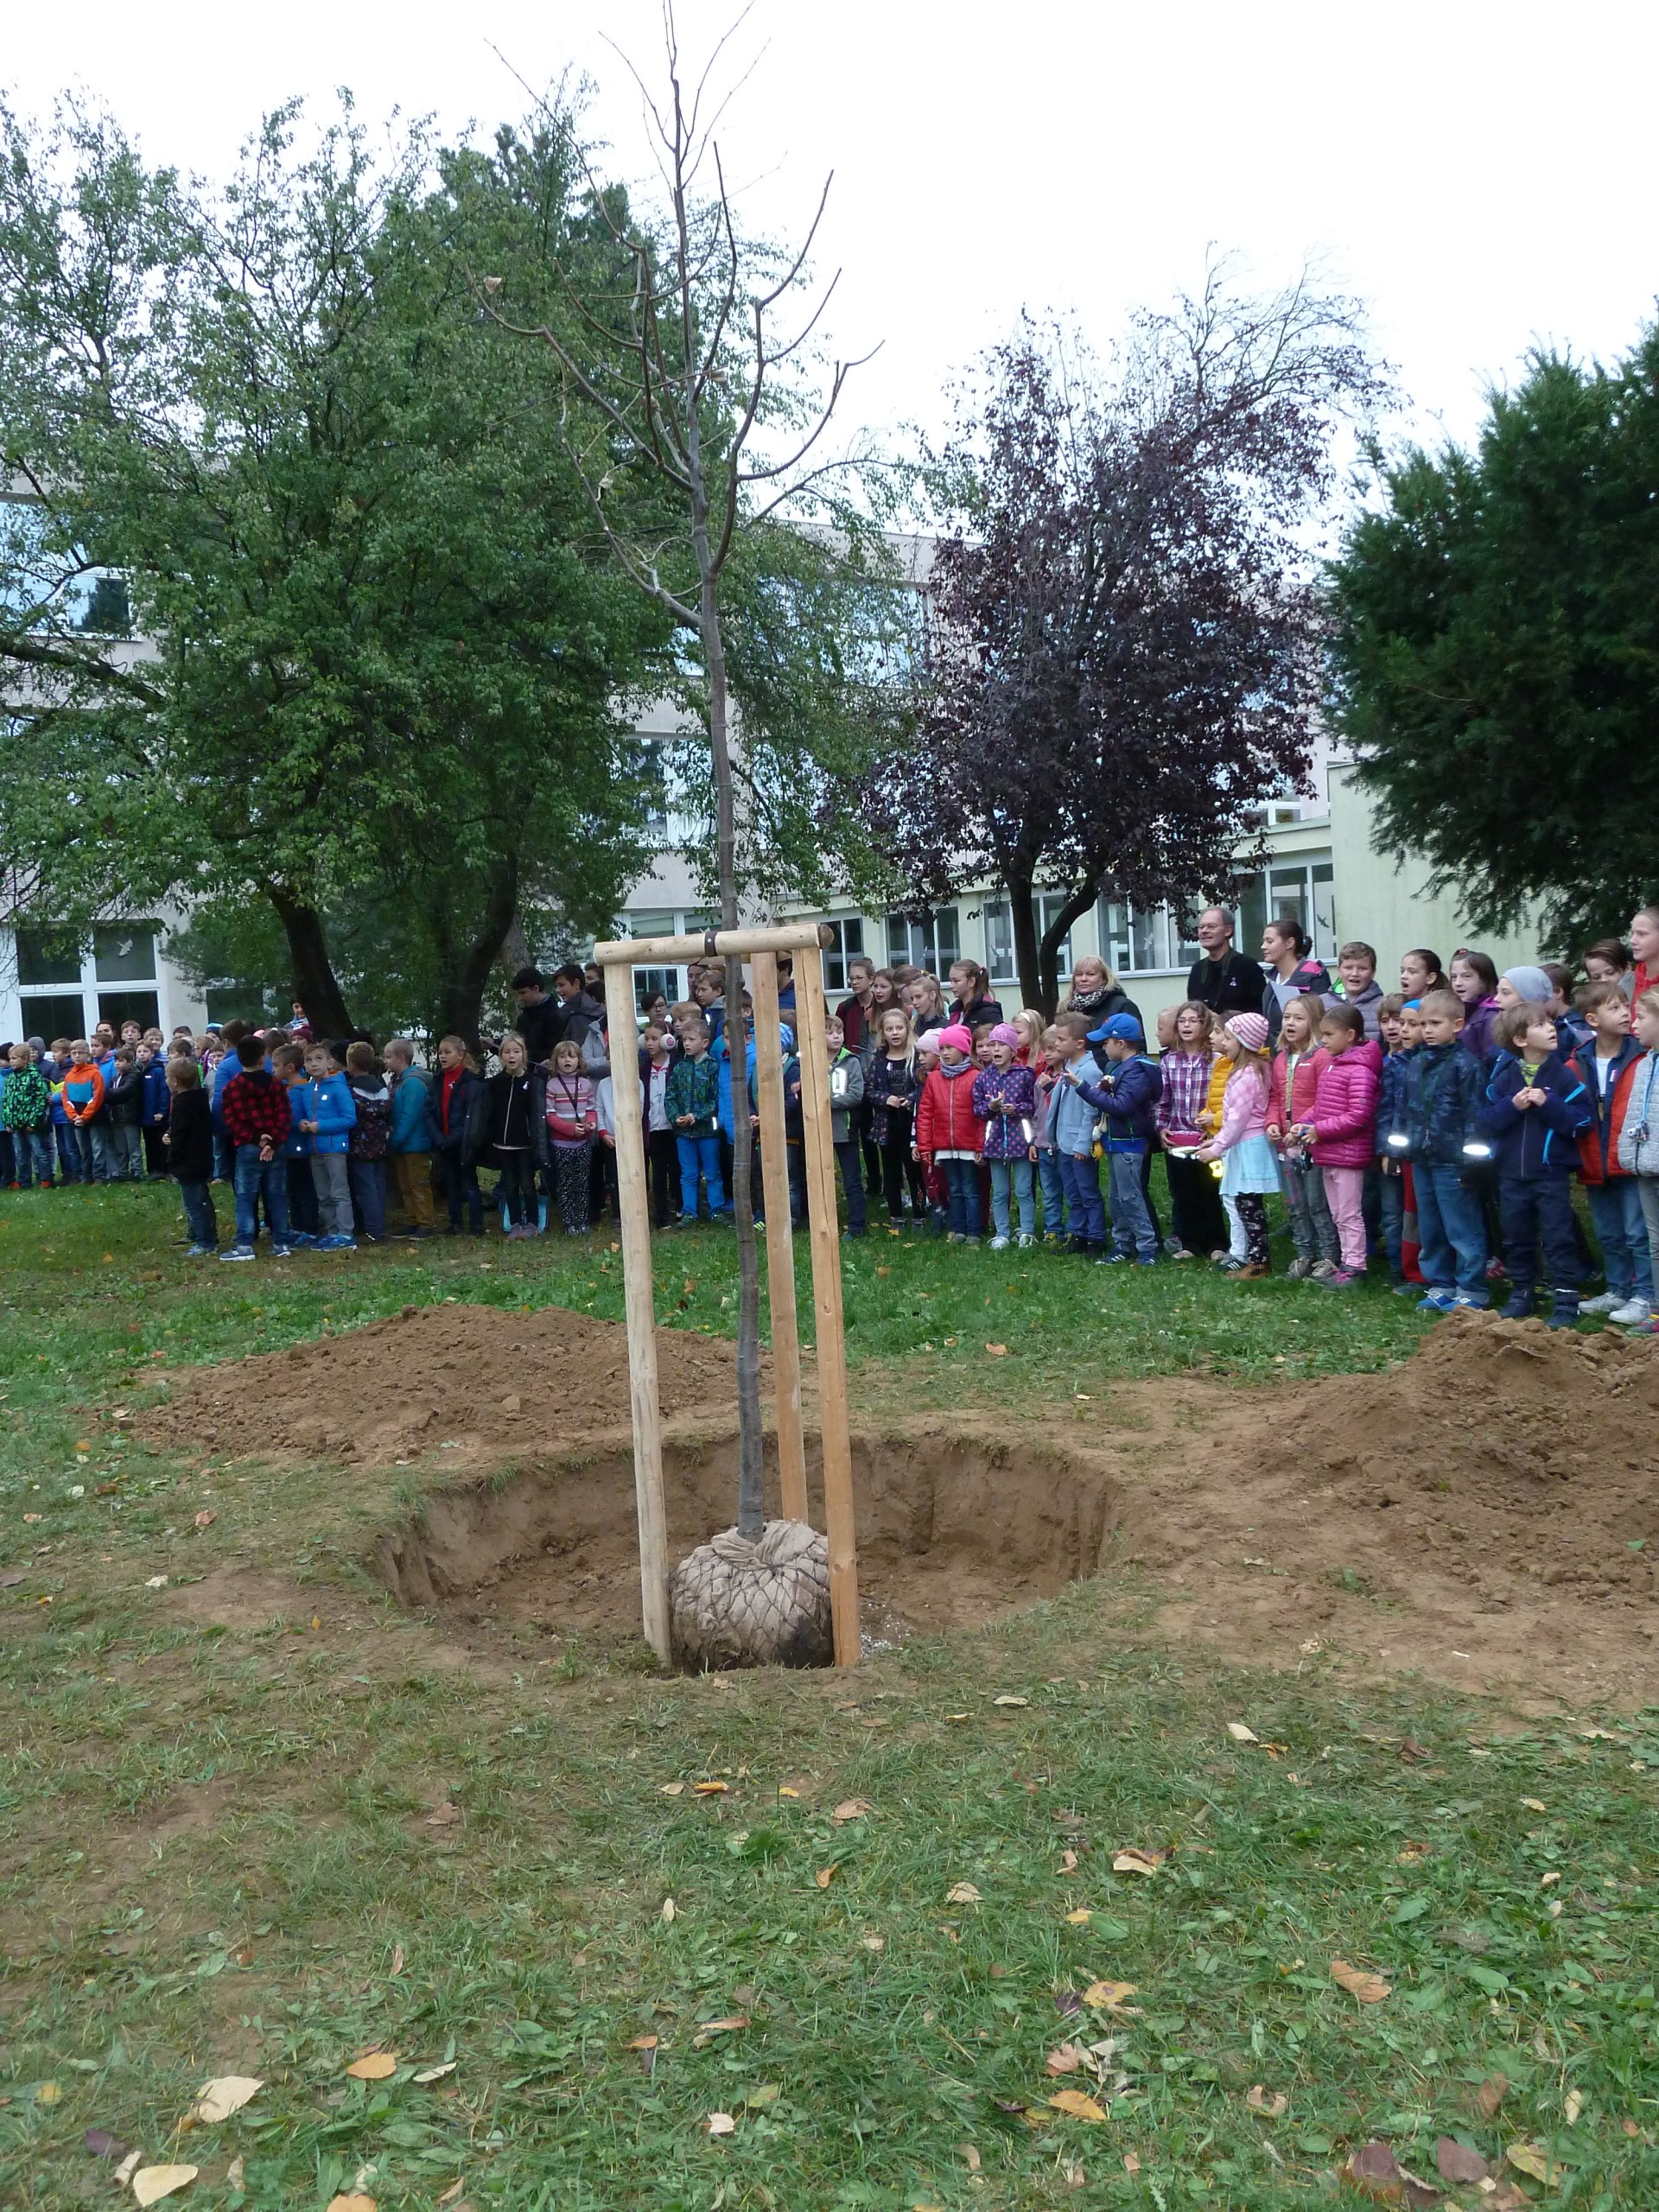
141 1301 753 1466
1132 1309 1659 1706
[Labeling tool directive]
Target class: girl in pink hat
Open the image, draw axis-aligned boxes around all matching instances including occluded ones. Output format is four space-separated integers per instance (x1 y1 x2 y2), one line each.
913 1024 986 1240
1193 1011 1277 1276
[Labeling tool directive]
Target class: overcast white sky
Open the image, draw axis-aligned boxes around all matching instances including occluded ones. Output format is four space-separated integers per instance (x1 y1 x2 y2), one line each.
6 0 1657 464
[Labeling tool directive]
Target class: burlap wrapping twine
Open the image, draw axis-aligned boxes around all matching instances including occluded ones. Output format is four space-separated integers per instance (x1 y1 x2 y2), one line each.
669 1517 834 1671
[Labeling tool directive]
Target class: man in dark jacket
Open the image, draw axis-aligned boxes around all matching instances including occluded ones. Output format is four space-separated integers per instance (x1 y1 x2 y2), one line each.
512 968 564 1069
1187 907 1267 1020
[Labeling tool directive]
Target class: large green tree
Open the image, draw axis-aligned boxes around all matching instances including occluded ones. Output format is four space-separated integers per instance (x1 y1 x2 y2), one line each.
0 94 666 1039
1326 327 1659 946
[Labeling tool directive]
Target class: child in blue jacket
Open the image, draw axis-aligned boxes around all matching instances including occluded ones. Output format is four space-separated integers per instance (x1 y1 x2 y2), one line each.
1478 1001 1592 1328
296 1040 359 1249
1063 1012 1162 1265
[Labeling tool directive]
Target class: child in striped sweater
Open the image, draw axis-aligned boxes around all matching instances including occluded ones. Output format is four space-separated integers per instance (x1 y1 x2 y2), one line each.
545 1038 598 1234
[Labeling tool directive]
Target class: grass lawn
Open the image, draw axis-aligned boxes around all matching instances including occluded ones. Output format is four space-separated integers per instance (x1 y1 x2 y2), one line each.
2 1180 1656 2211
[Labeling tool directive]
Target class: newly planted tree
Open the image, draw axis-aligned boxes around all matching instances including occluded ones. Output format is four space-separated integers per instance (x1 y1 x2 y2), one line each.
494 10 877 1580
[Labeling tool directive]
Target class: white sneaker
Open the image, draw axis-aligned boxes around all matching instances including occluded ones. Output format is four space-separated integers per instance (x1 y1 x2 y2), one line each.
1609 1297 1652 1326
1017 1233 1035 1249
988 1235 1010 1251
1578 1290 1624 1315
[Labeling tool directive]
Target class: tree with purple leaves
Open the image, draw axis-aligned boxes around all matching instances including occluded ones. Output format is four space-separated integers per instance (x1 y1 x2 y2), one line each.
869 270 1388 1015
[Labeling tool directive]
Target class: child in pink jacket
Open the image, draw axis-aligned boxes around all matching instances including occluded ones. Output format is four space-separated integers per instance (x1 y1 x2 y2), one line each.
1288 1001 1380 1287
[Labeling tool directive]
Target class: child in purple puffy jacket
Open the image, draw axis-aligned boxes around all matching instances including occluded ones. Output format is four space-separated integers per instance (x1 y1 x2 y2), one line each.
971 1023 1039 1249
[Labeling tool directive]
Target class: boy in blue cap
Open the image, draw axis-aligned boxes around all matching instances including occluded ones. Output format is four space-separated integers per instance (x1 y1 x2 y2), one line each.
1062 1012 1163 1265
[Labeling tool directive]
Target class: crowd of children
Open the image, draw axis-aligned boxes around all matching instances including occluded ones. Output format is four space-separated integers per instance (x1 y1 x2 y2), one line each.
5 910 1659 1332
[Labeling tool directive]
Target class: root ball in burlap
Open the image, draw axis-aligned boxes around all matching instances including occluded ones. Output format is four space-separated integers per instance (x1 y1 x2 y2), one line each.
669 1518 834 1671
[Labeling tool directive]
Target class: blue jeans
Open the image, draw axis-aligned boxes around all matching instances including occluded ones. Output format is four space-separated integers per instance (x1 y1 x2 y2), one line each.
59 1125 92 1181
1106 1148 1159 1260
1037 1148 1067 1235
1057 1150 1106 1247
178 1179 218 1249
11 1130 54 1186
89 1124 116 1181
677 1132 726 1218
1378 1167 1406 1280
348 1156 387 1241
1586 1179 1653 1302
939 1154 981 1236
989 1157 1035 1239
1414 1161 1489 1302
834 1139 867 1233
232 1145 291 1248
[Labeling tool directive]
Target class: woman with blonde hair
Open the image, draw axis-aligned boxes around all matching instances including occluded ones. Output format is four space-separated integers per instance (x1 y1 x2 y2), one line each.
1063 953 1143 1033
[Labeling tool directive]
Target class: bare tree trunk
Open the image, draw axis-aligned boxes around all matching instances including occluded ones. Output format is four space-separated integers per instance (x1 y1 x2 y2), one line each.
266 883 354 1037
1007 861 1046 1017
1041 882 1099 1014
436 854 520 1049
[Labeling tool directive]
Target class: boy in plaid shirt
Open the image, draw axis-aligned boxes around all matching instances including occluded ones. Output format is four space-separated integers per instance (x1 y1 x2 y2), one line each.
219 1033 296 1261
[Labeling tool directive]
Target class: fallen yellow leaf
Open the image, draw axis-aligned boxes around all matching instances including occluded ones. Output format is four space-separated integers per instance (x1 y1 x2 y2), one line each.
135 2171 200 2209
1046 2042 1085 2075
661 1897 677 1923
831 1798 873 1823
706 2111 737 2138
1058 1848 1079 1874
944 1882 982 1905
345 2052 398 2080
411 2062 456 2084
985 1342 1008 1357
423 1802 461 1827
993 1694 1029 1707
324 2197 376 2212
390 1943 404 1975
1506 2142 1563 2186
1521 1796 1547 1813
778 1785 800 1799
861 1932 886 1950
1227 1721 1260 1743
1111 1847 1166 1876
627 2034 658 2051
659 1782 686 1796
1563 2089 1583 2125
1246 2085 1288 2117
1047 2088 1109 2123
1065 1909 1092 1925
193 1509 217 1530
816 1866 837 1889
1082 1979 1138 2011
1331 1959 1392 2003
692 1780 729 1796
692 2014 751 2047
189 2075 263 2124
35 2082 61 2106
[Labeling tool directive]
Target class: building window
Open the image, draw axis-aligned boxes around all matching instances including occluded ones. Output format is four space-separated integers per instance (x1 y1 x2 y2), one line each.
983 894 1074 989
93 925 157 983
1097 901 1205 977
15 990 87 1042
16 928 81 988
886 907 959 976
617 906 718 1016
1239 859 1336 964
817 915 865 995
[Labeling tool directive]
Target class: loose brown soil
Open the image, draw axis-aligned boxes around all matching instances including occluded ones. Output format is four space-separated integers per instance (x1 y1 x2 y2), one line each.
138 1300 755 1466
143 1300 1659 1708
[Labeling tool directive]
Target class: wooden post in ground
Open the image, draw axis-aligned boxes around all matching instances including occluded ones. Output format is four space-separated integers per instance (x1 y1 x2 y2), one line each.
601 956 671 1664
792 973 860 1665
748 952 809 1525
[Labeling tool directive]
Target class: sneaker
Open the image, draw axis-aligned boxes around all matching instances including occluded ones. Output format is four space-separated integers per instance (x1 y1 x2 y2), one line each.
187 1243 217 1258
1214 1255 1246 1274
1318 1268 1359 1290
1101 1250 1131 1264
1417 1289 1456 1313
271 1243 296 1258
1017 1233 1035 1249
1547 1303 1580 1332
1163 1236 1185 1258
1286 1256 1314 1281
1609 1297 1652 1326
988 1235 1010 1251
1578 1290 1624 1316
219 1244 257 1263
1449 1294 1490 1311
1389 1278 1417 1297
1309 1260 1339 1281
1484 1257 1507 1283
1499 1292 1536 1319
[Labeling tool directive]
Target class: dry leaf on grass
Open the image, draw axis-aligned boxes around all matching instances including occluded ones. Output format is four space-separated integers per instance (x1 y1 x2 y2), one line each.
831 1798 872 1823
1047 2089 1108 2123
1065 1909 1092 1925
390 1945 404 1976
944 1882 982 1905
1110 1847 1166 1877
993 1695 1028 1708
692 2015 751 2048
1475 2074 1510 2118
133 2171 200 2209
1226 1721 1260 1743
225 2157 245 2190
1435 2137 1490 2183
1246 2086 1288 2118
412 2063 455 2084
1082 1980 1138 2012
35 2082 61 2106
1563 2089 1582 2125
1331 1958 1392 2003
325 2197 378 2212
436 2187 466 2208
692 1780 728 1796
985 1343 1008 1357
961 2145 981 2172
659 1782 686 1796
1506 2142 1564 2185
1046 2043 1085 2076
626 2035 658 2052
345 2053 398 2081
424 1802 461 1827
815 1866 837 1889
188 2076 263 2125
861 1933 885 1951
115 2151 144 2188
660 1897 677 1923
1058 1849 1079 1874
193 1510 216 1530
705 2112 737 2138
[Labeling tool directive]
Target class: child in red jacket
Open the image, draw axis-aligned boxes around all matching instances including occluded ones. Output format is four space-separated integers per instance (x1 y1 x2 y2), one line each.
913 1024 987 1241
1288 1002 1379 1288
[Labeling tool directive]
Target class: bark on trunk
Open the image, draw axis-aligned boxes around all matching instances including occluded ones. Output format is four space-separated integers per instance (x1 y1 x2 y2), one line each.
1007 860 1046 1016
435 855 520 1050
266 884 354 1038
1042 882 1100 1014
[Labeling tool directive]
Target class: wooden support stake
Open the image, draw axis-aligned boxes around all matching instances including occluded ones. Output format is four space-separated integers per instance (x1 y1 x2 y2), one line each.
601 957 671 1664
749 952 808 1524
792 975 860 1665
